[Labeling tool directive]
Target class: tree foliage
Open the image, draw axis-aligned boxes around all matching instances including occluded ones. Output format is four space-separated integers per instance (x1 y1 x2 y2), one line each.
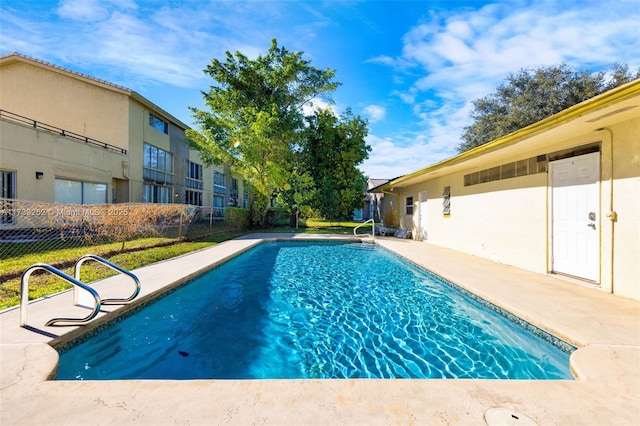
186 39 340 226
458 63 640 152
274 166 316 226
303 109 370 220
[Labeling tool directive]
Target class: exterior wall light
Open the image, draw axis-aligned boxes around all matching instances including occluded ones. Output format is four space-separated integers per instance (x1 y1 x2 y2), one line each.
35 171 44 179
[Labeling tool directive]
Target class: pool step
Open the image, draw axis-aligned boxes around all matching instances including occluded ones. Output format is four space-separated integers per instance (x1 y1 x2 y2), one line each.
353 242 377 250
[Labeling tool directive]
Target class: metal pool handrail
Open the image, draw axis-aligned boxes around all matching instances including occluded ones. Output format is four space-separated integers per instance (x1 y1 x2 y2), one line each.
74 254 141 305
20 263 102 327
353 219 375 238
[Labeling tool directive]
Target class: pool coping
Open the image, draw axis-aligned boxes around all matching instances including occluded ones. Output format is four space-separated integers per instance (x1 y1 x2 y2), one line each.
1 233 639 425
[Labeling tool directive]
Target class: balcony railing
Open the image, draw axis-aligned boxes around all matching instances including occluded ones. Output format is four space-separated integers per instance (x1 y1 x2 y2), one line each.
186 178 204 190
0 109 127 154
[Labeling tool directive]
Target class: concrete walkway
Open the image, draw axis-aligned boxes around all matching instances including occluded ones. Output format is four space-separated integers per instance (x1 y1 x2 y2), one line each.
1 234 639 425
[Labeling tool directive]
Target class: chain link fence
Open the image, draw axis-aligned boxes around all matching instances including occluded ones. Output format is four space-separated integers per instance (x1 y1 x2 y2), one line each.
0 198 248 309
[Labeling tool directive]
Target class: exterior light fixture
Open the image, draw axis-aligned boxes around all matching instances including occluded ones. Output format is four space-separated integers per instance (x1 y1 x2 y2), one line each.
35 171 44 179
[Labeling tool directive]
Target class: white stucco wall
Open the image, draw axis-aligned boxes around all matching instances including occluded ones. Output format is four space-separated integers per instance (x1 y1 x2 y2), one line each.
605 120 640 300
400 173 549 274
0 119 128 227
386 106 639 301
0 60 130 150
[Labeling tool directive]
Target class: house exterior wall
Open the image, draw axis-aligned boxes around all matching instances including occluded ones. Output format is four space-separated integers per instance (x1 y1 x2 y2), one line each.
382 82 639 301
0 119 127 204
0 59 130 150
398 167 548 273
604 119 640 299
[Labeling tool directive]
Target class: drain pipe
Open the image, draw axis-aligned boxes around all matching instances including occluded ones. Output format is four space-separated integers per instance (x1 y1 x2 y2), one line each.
597 127 616 294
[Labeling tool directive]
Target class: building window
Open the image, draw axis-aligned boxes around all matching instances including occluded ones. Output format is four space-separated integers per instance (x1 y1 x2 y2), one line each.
185 161 203 206
149 113 169 134
463 153 552 187
243 180 249 208
405 196 414 215
143 143 173 184
442 186 451 215
213 172 226 216
185 190 202 206
229 178 239 207
143 183 171 203
54 179 107 204
186 161 203 190
214 171 226 194
1 170 16 225
213 194 225 219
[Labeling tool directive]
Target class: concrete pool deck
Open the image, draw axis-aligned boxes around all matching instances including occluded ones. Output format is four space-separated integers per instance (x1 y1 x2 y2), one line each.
1 233 639 425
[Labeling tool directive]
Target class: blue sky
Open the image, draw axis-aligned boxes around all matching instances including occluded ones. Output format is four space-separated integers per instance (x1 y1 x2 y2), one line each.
1 0 639 179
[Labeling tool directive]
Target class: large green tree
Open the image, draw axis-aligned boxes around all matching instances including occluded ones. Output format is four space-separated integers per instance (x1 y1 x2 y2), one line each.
303 108 371 221
186 39 340 226
458 63 640 152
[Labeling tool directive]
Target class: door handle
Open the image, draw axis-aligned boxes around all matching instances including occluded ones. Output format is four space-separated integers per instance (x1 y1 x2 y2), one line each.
587 223 596 229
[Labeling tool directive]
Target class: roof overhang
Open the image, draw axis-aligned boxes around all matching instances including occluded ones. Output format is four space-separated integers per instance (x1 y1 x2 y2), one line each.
0 52 131 94
130 91 191 131
376 79 640 192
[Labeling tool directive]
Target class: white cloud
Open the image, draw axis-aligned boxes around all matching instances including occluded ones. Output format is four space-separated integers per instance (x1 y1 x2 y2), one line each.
3 1 277 89
2 0 638 181
0 12 53 58
392 89 416 105
363 104 386 123
302 98 336 117
368 0 640 179
87 11 208 87
397 2 640 103
56 0 137 22
57 0 109 21
366 55 396 66
361 133 452 179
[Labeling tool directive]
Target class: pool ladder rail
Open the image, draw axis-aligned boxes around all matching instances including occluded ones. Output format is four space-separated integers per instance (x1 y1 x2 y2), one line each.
353 219 375 238
20 254 140 328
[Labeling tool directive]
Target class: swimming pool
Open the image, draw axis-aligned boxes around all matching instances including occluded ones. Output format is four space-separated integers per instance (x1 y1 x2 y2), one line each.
56 241 573 380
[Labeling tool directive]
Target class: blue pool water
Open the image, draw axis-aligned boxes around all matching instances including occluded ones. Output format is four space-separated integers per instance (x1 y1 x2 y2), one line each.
56 241 573 380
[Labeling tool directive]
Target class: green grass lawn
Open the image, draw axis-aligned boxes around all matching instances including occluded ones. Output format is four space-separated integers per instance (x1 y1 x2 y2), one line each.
0 231 243 310
1 237 175 277
0 220 374 310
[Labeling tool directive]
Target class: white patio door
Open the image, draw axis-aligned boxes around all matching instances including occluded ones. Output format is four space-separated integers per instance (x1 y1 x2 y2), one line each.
418 191 428 241
550 152 600 281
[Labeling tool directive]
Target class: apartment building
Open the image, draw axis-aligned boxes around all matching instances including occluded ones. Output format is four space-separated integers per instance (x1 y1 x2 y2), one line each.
0 53 247 227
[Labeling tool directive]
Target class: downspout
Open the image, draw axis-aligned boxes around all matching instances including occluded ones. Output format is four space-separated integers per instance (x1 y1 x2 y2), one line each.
597 128 616 294
381 188 400 227
121 160 130 202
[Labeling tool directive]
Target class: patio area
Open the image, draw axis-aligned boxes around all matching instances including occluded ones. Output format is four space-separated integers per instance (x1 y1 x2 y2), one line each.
1 234 639 425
